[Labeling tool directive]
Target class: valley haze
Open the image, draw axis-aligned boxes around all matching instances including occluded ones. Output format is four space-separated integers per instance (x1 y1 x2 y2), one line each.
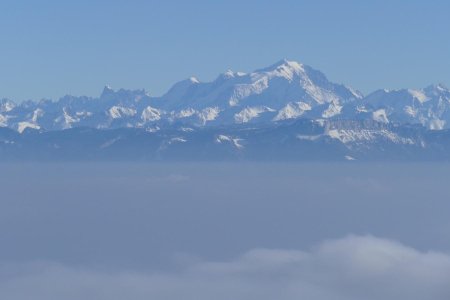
1 162 450 300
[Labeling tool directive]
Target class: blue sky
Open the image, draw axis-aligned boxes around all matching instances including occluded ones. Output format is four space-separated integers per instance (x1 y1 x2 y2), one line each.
1 0 449 101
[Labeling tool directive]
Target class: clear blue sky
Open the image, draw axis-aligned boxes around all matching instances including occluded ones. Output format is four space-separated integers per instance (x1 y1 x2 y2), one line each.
1 0 449 101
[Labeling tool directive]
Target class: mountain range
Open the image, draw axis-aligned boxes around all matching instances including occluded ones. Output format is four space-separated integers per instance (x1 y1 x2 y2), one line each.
1 59 450 161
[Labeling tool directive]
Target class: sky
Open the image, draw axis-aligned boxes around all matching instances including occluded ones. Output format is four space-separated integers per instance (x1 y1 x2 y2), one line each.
1 0 449 101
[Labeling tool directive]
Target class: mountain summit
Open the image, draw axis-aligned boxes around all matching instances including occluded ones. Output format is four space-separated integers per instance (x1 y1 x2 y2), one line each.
0 59 449 132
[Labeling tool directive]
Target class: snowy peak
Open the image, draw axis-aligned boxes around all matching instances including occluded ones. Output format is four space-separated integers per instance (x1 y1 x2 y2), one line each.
159 77 202 106
254 59 323 86
216 69 244 80
254 59 362 98
424 83 450 96
255 59 304 77
261 58 303 70
0 99 15 113
1 59 450 131
352 84 450 129
158 59 362 123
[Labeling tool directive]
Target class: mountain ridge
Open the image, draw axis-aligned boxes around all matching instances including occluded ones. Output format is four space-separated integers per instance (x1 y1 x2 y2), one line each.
1 59 450 133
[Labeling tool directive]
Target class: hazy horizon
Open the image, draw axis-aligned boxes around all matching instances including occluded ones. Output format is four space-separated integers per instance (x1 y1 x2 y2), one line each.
1 162 450 299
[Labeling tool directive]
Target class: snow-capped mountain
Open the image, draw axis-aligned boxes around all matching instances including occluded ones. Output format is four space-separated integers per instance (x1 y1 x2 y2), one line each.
344 84 450 130
1 59 450 133
0 60 363 132
152 59 363 124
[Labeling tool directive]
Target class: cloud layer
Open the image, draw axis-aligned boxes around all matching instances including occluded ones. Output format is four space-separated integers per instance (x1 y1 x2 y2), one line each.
1 235 450 300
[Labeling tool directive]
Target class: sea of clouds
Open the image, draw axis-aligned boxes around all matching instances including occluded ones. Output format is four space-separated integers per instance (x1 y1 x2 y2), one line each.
1 235 450 300
1 163 450 299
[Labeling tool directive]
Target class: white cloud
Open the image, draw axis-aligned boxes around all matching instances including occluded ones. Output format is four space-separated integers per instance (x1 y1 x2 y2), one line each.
1 235 450 300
